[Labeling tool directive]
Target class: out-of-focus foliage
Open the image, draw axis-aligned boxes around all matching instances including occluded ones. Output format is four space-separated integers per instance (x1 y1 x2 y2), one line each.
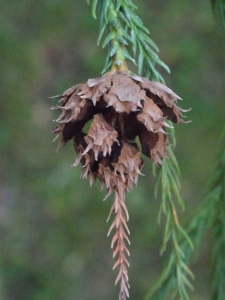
0 0 224 300
209 126 225 300
211 0 225 24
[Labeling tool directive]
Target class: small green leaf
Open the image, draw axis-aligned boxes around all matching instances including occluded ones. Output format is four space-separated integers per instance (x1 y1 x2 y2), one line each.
102 0 110 20
97 22 107 45
115 2 121 12
138 43 144 75
124 50 136 64
121 28 134 43
109 45 118 57
180 273 194 291
139 31 159 52
124 0 138 10
131 26 137 55
169 152 180 176
157 73 165 84
101 58 112 74
156 58 171 74
180 261 195 280
116 36 128 45
129 11 149 33
102 31 115 48
144 44 159 60
123 8 131 22
118 11 131 27
92 0 99 19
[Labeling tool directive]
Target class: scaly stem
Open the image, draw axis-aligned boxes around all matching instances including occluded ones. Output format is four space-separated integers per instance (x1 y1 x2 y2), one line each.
107 3 128 73
107 186 130 300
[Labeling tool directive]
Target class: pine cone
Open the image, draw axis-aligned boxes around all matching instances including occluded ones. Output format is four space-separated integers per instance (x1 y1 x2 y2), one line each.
51 71 186 299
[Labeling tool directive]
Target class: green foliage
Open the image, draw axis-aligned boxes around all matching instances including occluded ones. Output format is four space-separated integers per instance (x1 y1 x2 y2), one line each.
211 0 225 24
87 0 169 81
1 0 225 299
209 126 225 299
145 125 225 300
144 127 194 300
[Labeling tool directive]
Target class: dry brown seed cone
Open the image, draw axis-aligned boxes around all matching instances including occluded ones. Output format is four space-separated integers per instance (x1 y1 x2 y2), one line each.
51 71 186 299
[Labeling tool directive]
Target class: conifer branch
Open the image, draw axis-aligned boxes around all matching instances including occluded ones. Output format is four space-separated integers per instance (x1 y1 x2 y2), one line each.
144 126 194 300
87 0 169 81
144 126 225 300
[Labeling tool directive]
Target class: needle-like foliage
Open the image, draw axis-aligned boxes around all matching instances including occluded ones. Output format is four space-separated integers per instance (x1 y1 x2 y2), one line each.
87 0 170 81
144 126 225 300
144 128 194 300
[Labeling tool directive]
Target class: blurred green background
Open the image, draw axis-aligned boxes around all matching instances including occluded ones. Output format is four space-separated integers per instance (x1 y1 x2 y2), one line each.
0 0 224 299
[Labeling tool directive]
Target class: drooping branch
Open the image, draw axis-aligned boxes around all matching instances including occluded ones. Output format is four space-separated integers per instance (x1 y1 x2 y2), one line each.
144 129 194 300
144 126 225 300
